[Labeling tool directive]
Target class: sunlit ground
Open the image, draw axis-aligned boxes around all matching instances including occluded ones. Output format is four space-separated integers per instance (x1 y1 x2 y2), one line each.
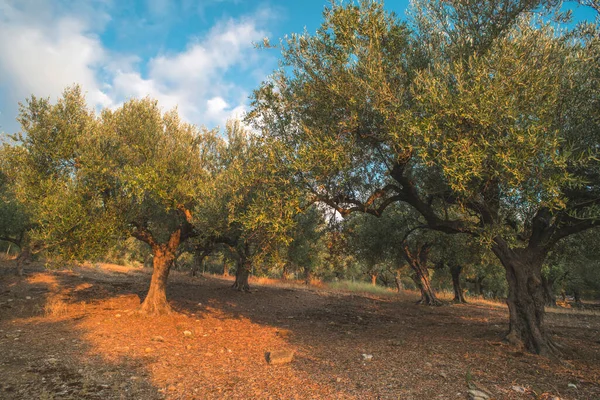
1 261 599 399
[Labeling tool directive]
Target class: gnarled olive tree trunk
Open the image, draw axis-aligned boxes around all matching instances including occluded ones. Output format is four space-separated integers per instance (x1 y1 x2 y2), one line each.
403 243 442 306
232 256 251 292
450 264 466 303
139 230 181 315
394 269 404 292
492 241 557 356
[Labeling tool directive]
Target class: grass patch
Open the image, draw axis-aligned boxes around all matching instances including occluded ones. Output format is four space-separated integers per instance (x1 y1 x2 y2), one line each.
327 280 397 296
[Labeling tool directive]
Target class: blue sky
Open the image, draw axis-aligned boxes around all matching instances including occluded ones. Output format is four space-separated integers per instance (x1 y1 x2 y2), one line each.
0 0 595 134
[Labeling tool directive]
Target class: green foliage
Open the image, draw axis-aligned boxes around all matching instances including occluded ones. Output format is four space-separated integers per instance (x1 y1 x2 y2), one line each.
285 206 328 278
6 86 221 260
0 157 29 248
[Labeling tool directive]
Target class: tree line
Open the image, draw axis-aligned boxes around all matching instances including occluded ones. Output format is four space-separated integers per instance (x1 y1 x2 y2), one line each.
0 0 599 357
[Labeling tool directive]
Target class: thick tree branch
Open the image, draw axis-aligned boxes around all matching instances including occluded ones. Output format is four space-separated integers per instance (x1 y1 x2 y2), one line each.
0 236 22 247
131 223 159 249
547 218 600 248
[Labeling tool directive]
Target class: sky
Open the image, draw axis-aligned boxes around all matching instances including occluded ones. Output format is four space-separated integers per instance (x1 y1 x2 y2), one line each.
0 0 596 135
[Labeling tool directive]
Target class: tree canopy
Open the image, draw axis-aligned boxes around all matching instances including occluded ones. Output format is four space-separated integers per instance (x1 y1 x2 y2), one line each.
250 0 600 354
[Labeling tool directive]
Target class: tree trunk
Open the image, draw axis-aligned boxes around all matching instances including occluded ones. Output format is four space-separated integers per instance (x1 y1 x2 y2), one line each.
541 276 556 307
450 264 466 303
394 270 403 293
232 257 250 292
573 289 582 306
474 276 484 297
191 248 209 277
412 263 441 305
139 231 181 315
492 242 556 356
15 245 31 277
370 273 378 286
223 261 230 277
304 267 312 285
403 243 442 306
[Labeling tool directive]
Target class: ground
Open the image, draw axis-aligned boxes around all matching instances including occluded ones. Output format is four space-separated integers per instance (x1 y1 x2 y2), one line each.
0 261 599 400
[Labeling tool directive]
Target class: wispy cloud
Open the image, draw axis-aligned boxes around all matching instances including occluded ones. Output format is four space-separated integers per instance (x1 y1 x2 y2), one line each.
0 0 275 133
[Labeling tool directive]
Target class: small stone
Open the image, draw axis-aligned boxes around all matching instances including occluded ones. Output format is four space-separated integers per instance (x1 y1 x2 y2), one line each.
568 383 577 389
151 336 164 342
168 385 177 391
7 299 13 302
362 353 373 361
186 345 192 350
511 386 527 393
439 372 447 379
183 330 192 337
265 350 295 365
25 296 31 300
115 314 121 318
336 377 342 383
145 347 153 353
468 389 490 400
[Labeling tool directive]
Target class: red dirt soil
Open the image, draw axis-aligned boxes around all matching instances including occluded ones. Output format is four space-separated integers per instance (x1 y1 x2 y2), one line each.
0 261 598 399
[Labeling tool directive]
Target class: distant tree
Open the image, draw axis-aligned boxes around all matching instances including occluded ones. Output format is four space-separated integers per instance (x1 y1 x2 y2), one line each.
345 205 444 304
546 229 600 304
192 120 303 291
285 206 328 283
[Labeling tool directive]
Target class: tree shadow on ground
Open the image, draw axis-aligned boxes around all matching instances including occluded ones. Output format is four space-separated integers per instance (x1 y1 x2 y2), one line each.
0 263 160 399
2 263 599 399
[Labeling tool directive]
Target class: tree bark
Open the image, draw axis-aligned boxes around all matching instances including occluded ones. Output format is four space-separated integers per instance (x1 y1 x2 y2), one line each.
541 276 556 307
191 248 209 277
403 244 442 306
394 270 403 293
492 241 557 356
450 264 466 303
232 256 251 292
474 276 484 297
15 245 31 277
304 267 312 285
370 273 378 286
223 261 230 277
573 289 582 306
139 231 181 315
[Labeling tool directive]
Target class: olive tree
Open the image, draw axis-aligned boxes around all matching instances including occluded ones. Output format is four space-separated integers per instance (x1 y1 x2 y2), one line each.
250 0 600 355
8 87 223 315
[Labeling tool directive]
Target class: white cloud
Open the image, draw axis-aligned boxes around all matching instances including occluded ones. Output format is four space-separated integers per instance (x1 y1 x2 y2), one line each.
0 0 275 133
0 1 113 131
111 16 267 126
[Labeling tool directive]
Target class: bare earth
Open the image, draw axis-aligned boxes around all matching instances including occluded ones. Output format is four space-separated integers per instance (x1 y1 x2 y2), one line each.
0 261 598 399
